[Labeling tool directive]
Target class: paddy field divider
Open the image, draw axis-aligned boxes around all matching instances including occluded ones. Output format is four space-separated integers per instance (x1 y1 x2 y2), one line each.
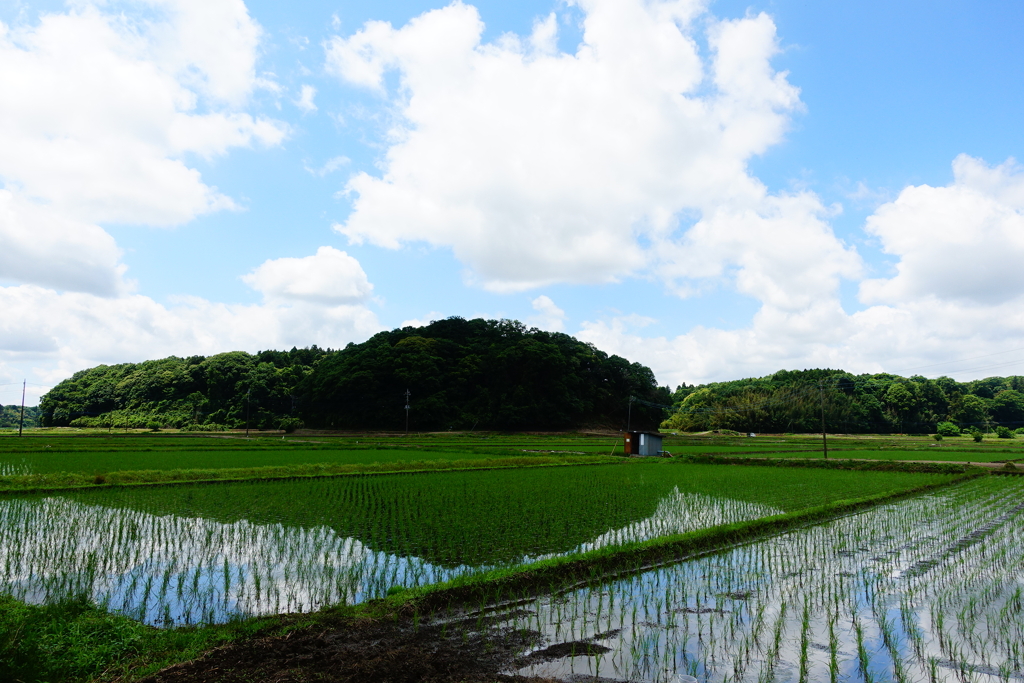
0 454 625 495
678 452 984 474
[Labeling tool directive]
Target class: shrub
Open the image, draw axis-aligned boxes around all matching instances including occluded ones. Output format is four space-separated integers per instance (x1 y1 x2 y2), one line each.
932 434 942 441
145 420 162 432
970 429 983 443
935 421 960 437
0 594 146 682
277 417 304 434
996 426 1014 439
179 423 227 432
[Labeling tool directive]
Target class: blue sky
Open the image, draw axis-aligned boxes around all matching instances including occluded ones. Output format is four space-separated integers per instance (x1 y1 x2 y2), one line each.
2 0 1024 405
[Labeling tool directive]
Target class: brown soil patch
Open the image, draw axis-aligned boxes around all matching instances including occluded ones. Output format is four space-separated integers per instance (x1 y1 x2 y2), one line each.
520 641 612 662
140 612 563 683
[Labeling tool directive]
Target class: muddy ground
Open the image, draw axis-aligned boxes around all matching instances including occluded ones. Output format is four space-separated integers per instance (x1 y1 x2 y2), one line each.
139 609 600 683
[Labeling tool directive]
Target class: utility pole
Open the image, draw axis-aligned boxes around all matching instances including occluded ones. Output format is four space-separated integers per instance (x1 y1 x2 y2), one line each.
819 381 828 460
404 389 411 434
245 387 251 438
627 396 634 432
18 380 26 437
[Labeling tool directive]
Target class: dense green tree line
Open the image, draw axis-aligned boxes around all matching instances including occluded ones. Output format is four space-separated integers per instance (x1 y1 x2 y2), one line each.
38 318 669 431
0 405 40 429
663 368 1024 434
39 347 330 430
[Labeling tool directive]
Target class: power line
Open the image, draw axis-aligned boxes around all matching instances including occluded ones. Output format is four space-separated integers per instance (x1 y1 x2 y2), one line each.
923 358 1024 378
893 346 1024 374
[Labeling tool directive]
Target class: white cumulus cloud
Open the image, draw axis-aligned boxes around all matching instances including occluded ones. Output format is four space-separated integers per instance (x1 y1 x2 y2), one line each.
0 190 126 295
295 84 318 113
861 155 1024 307
579 155 1024 388
0 283 383 404
242 247 374 305
324 0 844 297
0 0 287 295
1 246 383 401
399 312 445 328
527 295 566 332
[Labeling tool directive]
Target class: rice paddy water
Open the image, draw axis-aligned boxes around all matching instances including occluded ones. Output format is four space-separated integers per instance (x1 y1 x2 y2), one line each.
0 489 780 626
504 476 1024 683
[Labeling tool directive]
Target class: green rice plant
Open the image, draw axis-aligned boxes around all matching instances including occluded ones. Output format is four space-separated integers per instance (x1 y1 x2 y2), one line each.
797 599 811 683
828 608 839 683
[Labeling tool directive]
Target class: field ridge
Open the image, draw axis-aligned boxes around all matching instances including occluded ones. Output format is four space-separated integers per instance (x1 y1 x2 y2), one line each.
0 454 624 494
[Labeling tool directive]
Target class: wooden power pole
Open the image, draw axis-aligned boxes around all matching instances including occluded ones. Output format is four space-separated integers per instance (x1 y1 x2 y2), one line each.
819 382 828 460
18 380 26 437
404 389 411 433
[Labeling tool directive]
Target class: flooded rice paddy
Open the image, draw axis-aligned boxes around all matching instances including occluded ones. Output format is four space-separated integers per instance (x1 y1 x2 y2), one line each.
0 467 795 626
503 476 1024 683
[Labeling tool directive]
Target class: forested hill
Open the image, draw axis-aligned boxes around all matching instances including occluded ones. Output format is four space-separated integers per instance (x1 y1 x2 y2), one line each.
667 368 1024 434
299 318 667 430
38 317 670 431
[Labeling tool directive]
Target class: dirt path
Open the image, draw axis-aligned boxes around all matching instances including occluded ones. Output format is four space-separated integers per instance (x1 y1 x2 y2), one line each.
883 459 1020 470
140 612 561 683
711 454 1022 472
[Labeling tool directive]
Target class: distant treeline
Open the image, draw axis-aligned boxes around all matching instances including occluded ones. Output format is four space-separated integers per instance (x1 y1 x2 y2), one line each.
40 346 328 431
665 368 1024 434
38 317 669 431
0 405 40 430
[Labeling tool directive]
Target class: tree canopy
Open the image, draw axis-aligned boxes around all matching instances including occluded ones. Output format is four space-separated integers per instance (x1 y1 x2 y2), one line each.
38 318 669 431
43 320 1022 434
298 317 667 430
663 368 1024 434
39 346 331 430
0 405 40 429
